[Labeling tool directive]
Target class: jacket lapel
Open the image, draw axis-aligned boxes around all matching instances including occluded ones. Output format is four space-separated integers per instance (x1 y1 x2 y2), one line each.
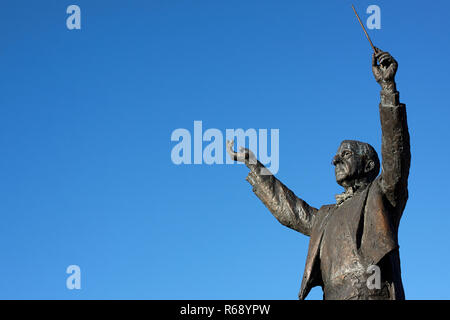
298 204 334 299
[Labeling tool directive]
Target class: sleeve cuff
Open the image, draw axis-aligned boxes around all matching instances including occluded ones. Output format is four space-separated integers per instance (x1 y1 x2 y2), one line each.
381 91 400 106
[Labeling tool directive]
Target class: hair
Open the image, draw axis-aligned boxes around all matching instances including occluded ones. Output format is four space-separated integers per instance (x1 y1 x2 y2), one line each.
341 140 380 182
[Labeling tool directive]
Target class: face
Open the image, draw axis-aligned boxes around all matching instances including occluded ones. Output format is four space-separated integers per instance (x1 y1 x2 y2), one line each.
332 142 365 187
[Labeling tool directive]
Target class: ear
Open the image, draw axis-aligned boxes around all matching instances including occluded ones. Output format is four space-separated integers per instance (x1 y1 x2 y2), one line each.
364 160 375 174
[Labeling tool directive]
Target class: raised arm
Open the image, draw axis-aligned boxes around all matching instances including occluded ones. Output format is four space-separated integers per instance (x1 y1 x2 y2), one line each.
372 48 411 212
226 140 317 236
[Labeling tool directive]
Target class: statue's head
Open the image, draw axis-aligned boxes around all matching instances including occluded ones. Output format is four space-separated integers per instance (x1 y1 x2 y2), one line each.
332 140 380 188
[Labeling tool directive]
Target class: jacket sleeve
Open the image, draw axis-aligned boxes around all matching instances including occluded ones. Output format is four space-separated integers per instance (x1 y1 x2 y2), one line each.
379 90 411 213
246 162 318 236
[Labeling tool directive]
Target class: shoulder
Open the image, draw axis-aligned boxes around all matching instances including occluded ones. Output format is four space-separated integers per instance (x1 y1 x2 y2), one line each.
310 204 335 230
316 204 336 219
366 176 391 208
369 176 383 194
319 203 336 211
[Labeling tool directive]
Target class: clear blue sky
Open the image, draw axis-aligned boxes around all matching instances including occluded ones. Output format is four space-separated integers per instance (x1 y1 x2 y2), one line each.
1 0 449 299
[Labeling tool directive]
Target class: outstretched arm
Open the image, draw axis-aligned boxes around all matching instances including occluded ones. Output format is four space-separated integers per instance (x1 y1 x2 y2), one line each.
372 49 411 214
226 141 317 236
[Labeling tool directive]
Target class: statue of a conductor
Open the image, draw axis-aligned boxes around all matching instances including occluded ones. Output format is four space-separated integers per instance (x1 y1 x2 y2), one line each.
226 48 410 300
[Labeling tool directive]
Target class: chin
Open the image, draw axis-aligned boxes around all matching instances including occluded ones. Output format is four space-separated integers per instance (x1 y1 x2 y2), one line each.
336 173 354 188
336 177 345 186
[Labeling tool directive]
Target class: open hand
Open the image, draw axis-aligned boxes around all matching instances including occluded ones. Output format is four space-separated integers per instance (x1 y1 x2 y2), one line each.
226 140 257 165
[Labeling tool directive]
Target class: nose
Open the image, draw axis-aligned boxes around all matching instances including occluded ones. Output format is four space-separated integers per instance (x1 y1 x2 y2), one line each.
332 154 341 166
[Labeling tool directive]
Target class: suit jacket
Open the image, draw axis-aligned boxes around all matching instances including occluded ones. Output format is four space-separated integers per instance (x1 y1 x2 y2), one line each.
246 91 410 299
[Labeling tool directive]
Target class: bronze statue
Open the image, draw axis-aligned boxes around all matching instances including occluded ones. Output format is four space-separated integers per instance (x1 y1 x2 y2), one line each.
226 48 410 300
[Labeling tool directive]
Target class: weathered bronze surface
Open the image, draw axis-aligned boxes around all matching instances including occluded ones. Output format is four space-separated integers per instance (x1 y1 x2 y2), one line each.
227 49 410 300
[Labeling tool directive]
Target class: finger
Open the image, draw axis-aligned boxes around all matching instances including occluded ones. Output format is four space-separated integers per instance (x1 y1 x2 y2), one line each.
226 149 237 160
377 53 389 60
379 56 392 65
375 54 389 63
226 141 237 157
226 149 237 158
372 53 378 66
226 148 236 156
379 53 391 61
